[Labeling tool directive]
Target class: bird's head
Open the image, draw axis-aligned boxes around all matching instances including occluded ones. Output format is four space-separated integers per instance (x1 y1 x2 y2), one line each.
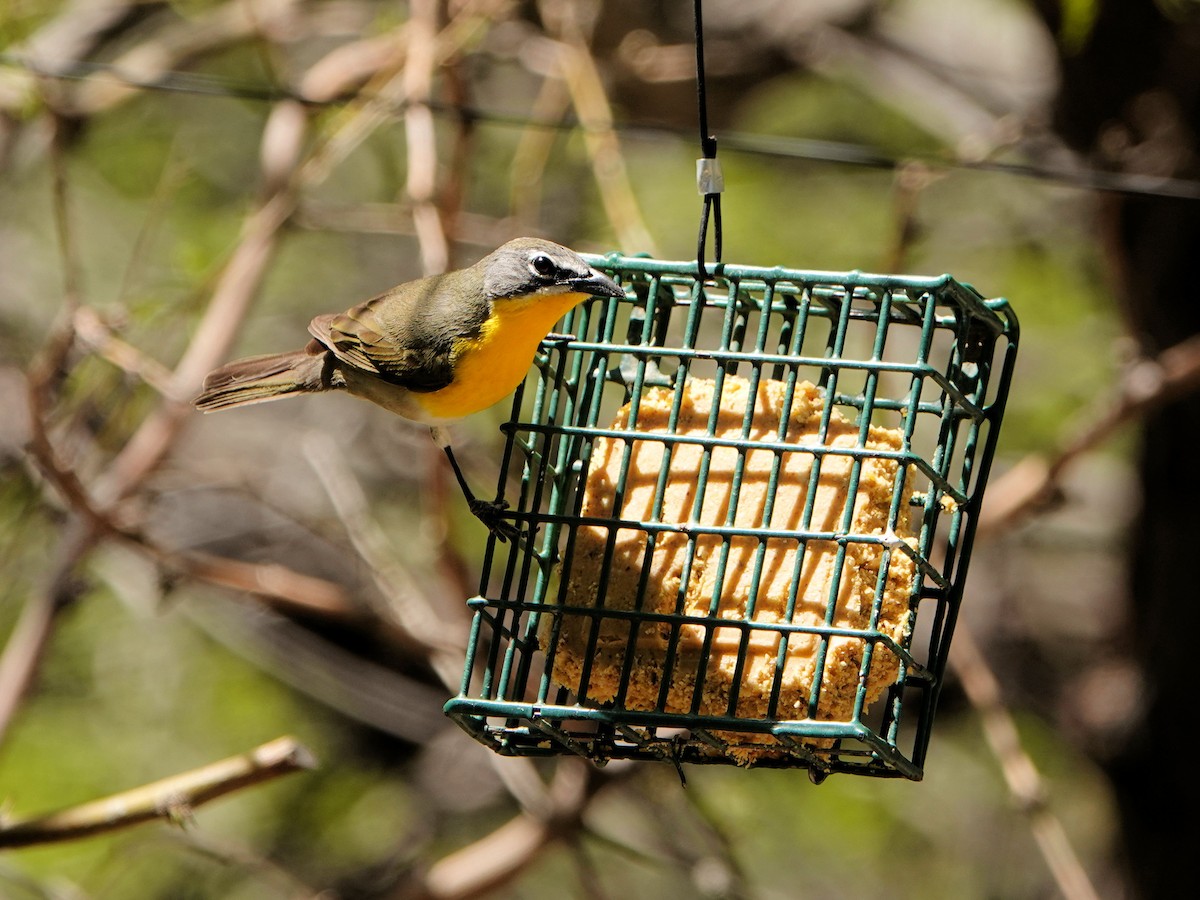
481 238 625 303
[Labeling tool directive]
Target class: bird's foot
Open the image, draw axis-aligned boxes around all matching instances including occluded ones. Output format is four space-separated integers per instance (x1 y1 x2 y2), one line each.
469 497 521 543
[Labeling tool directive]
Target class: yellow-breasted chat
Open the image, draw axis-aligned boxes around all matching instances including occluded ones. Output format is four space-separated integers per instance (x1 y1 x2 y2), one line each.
194 237 625 539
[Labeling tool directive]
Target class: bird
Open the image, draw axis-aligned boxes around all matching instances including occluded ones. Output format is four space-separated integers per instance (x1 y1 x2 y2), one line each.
194 237 625 540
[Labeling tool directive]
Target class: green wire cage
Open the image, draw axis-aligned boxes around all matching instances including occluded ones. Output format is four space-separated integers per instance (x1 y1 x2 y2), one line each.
444 254 1018 780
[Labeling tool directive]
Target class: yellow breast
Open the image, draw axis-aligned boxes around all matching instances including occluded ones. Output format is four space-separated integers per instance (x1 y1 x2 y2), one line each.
413 291 587 420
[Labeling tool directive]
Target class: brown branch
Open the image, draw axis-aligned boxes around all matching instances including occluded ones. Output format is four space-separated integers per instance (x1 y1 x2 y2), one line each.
298 31 409 104
950 626 1101 900
0 113 89 745
57 0 307 116
438 41 476 262
0 532 86 751
404 0 450 276
508 72 572 228
981 330 1200 533
4 56 410 743
293 202 515 248
72 306 179 400
540 4 656 253
95 189 298 504
168 828 323 898
26 402 357 622
881 161 943 274
161 549 356 621
301 432 467 668
404 761 598 900
0 737 316 849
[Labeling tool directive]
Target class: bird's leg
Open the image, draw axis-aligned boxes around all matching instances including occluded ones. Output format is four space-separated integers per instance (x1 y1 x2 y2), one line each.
430 426 520 543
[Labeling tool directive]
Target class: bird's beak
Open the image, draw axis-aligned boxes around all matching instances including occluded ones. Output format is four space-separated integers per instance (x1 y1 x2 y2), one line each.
569 268 625 299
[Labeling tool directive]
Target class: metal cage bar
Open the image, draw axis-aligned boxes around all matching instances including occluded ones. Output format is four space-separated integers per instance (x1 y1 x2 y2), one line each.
445 255 1018 780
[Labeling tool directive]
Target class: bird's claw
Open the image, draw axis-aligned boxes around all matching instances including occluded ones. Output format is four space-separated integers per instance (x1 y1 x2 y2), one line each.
469 497 521 543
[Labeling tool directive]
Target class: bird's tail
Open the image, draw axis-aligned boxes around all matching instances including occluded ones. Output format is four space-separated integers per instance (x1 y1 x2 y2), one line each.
194 349 328 412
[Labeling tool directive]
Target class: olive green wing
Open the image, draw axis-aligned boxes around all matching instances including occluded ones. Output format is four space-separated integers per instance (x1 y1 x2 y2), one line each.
308 289 454 393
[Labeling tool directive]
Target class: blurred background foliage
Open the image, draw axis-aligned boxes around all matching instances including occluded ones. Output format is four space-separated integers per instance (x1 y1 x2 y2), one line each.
1 0 1196 897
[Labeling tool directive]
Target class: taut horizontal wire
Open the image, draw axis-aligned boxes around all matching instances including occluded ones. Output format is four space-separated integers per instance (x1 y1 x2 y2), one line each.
4 52 1200 201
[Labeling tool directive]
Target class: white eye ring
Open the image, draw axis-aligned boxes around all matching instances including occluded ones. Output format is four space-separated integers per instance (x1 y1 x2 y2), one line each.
530 254 556 278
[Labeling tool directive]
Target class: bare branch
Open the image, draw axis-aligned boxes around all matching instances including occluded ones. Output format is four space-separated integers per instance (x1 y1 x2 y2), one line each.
540 4 657 253
4 49 408 743
0 737 316 849
409 761 597 900
405 0 450 275
950 626 1101 900
55 0 307 116
26 396 358 622
0 114 90 745
981 331 1200 533
301 432 468 668
162 549 356 621
881 160 943 274
72 306 179 400
508 74 572 228
298 31 409 103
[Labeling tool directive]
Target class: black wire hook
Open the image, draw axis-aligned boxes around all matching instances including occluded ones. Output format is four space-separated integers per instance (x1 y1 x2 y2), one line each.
693 0 723 281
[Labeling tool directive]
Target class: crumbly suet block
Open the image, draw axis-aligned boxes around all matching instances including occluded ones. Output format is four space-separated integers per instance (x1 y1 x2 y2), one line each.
544 376 917 764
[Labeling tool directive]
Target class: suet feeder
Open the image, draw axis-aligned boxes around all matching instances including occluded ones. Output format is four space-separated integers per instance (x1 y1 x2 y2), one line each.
445 255 1018 780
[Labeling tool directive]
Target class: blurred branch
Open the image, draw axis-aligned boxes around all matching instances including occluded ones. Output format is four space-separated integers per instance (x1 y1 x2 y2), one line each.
72 306 180 400
96 188 297 502
398 0 511 274
0 114 87 745
881 160 943 274
540 1 657 253
950 627 1101 900
297 32 408 103
26 396 358 621
302 432 468 668
981 331 1200 533
803 23 1014 159
20 0 142 67
404 0 450 275
164 550 355 620
438 41 476 265
169 828 323 899
44 0 308 116
294 202 517 249
186 601 448 743
402 760 602 900
0 737 316 850
509 73 571 227
5 30 436 745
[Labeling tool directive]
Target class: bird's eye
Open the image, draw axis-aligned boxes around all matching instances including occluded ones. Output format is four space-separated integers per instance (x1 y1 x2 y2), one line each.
530 254 556 278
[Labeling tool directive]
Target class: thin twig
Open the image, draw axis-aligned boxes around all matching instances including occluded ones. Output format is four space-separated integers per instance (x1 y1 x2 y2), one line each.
162 549 356 620
950 626 1101 900
407 761 599 900
981 331 1200 533
72 306 180 400
437 41 476 263
404 0 450 276
542 5 657 253
0 113 87 745
56 0 307 116
0 737 317 849
26 410 358 621
5 43 428 745
95 189 298 503
168 828 324 899
881 160 942 274
509 72 572 227
301 432 468 668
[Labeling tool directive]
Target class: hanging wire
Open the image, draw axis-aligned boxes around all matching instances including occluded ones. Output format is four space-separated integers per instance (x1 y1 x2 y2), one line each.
4 53 1200 203
692 0 724 280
